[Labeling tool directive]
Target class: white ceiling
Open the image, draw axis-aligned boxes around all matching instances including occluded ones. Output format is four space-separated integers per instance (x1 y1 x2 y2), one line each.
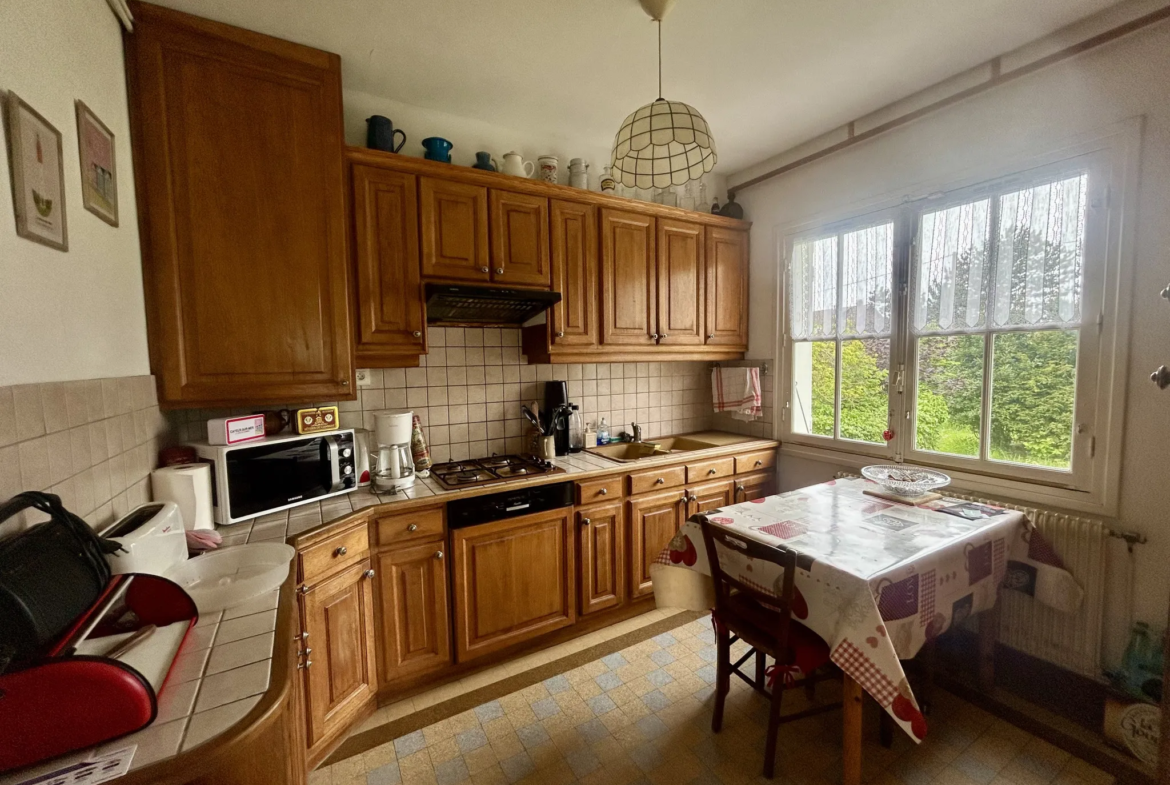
146 0 1124 175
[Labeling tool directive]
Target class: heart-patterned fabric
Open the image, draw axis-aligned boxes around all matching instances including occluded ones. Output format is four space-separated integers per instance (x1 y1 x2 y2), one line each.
651 478 1078 743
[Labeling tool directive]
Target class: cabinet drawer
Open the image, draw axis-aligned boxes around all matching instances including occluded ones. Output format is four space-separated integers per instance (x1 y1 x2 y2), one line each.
576 477 623 505
628 464 686 495
299 523 370 585
735 450 776 474
375 507 444 546
686 457 735 484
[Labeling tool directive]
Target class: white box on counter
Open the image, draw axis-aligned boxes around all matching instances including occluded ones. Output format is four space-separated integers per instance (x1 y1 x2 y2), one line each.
206 414 266 445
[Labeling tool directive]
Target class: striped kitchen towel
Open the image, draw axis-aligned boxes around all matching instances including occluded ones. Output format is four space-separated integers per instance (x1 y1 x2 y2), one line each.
711 366 762 419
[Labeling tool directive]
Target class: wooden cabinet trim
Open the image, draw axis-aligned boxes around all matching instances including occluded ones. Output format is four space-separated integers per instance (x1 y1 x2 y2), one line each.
299 522 370 586
576 477 623 506
628 464 687 496
685 456 735 484
374 507 445 547
735 450 777 474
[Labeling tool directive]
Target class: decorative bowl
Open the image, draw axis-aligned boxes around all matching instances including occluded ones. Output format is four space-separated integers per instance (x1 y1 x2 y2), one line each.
861 465 951 496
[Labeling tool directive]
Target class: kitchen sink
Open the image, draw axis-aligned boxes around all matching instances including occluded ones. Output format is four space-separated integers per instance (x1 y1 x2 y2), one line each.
586 435 719 463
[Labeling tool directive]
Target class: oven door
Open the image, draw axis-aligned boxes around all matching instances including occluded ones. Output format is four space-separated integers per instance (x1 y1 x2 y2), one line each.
224 434 347 521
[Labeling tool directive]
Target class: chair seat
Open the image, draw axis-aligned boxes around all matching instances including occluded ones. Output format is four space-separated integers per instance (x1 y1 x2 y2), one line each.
716 593 831 678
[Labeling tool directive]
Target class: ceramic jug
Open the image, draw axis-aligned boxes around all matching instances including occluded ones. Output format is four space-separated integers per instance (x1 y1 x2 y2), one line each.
366 116 406 153
421 137 453 163
568 158 589 189
538 155 559 184
500 152 535 178
472 152 497 171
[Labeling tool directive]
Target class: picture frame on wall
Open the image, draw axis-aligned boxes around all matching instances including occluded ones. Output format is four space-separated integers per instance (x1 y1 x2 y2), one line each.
2 91 68 251
75 100 118 227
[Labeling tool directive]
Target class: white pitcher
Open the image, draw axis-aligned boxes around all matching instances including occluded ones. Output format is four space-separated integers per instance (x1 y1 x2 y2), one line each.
500 152 535 178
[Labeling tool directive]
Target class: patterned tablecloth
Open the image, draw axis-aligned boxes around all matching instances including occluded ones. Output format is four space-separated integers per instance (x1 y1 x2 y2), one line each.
650 477 1073 743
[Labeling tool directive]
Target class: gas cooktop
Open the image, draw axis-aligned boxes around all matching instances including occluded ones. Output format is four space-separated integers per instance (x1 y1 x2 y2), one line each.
429 454 564 490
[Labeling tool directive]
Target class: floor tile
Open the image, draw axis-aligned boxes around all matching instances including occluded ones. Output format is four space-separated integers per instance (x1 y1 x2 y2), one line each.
366 761 401 785
587 694 618 715
474 700 505 723
395 729 428 758
498 751 534 783
456 728 489 753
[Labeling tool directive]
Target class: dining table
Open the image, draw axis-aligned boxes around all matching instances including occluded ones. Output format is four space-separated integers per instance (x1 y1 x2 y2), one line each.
651 476 1081 785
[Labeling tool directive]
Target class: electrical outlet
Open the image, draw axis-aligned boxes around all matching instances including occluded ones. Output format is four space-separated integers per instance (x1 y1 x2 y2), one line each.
355 369 372 388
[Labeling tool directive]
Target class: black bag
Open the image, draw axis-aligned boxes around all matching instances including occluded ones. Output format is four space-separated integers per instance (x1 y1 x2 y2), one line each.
0 492 122 670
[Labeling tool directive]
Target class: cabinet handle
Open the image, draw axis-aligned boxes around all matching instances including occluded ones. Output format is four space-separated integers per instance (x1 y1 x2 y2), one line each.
298 660 313 670
707 468 717 475
480 266 489 273
295 632 309 641
334 546 347 557
659 334 669 340
707 333 715 339
755 460 763 467
340 379 349 386
1152 365 1170 390
496 267 505 275
581 517 591 526
364 569 376 579
556 331 565 338
598 488 608 496
407 523 418 532
1161 284 1170 301
650 333 659 340
735 484 745 502
298 585 311 595
434 550 444 560
413 331 422 338
655 477 665 485
300 647 313 656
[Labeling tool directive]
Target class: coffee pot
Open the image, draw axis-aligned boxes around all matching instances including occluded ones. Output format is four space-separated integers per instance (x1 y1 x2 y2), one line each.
366 116 406 153
500 151 535 178
372 411 416 494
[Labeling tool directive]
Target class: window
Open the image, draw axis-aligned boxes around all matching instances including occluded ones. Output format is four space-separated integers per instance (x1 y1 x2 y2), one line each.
780 142 1131 512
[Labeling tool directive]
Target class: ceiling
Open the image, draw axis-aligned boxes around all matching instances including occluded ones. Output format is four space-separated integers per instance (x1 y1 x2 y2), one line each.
146 0 1125 175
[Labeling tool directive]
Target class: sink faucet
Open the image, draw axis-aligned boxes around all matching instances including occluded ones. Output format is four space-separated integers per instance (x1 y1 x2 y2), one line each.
630 423 643 443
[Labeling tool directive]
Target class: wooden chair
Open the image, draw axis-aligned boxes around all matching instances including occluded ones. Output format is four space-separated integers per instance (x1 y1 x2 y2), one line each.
699 516 840 779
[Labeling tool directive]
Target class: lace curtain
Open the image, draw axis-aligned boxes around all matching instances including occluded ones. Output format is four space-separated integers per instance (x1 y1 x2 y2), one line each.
790 224 893 341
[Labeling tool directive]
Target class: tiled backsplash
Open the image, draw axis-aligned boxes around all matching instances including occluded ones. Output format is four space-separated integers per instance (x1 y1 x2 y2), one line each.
170 327 718 465
0 375 171 534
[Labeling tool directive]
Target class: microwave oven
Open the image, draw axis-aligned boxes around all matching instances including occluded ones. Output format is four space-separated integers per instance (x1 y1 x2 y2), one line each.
191 430 357 524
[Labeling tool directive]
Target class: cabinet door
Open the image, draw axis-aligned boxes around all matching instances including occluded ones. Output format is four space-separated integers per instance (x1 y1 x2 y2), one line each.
125 4 352 407
549 200 599 348
705 227 749 347
600 209 657 347
628 488 686 599
656 219 705 347
374 541 451 686
351 165 425 366
577 502 624 616
420 177 490 282
734 470 777 503
490 191 551 288
452 509 575 662
300 560 377 748
686 478 735 518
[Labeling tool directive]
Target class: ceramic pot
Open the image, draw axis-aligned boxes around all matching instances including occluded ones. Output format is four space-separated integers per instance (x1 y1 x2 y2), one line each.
500 151 535 178
366 116 406 153
720 193 744 219
538 155 559 184
472 152 497 171
568 158 589 189
421 137 453 163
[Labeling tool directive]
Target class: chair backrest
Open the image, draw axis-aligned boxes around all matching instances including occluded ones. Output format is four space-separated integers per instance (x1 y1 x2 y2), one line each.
698 514 798 646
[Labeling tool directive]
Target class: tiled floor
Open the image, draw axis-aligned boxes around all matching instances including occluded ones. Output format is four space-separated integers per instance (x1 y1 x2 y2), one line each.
310 614 1114 785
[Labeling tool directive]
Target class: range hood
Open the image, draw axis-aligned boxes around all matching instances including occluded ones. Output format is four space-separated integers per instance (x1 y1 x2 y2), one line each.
425 284 561 326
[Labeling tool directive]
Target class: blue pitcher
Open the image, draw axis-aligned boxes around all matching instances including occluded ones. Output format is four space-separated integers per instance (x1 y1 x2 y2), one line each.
422 137 453 163
366 116 406 153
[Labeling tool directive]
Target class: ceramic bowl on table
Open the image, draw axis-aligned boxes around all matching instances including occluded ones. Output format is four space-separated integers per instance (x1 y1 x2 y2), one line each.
861 465 951 496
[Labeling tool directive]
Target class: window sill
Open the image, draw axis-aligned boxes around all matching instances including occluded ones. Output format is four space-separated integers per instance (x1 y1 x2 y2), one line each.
778 441 1118 519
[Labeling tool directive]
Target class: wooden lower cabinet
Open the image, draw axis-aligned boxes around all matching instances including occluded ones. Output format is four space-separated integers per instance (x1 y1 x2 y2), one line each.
627 488 686 599
451 509 576 662
686 478 735 517
734 470 777 503
374 541 451 686
299 559 378 749
577 502 624 616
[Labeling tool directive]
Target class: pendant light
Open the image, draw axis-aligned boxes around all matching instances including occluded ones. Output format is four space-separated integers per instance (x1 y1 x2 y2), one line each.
610 0 716 190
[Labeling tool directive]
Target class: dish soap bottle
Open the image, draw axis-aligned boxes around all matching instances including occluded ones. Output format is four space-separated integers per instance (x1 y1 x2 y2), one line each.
597 418 610 445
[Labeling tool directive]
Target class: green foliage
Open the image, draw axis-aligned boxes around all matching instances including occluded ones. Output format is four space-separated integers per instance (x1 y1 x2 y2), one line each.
989 331 1077 467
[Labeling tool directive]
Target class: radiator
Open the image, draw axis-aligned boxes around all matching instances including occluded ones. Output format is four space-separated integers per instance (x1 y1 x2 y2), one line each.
834 473 1108 679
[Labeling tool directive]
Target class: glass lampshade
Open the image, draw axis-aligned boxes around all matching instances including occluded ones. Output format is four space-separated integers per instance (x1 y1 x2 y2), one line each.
610 98 717 189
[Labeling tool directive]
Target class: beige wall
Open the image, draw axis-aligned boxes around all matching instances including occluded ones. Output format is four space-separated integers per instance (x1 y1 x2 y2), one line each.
732 19 1170 664
0 0 151 386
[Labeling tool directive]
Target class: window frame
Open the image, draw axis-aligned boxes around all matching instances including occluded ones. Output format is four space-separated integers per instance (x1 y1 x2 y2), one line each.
775 122 1140 516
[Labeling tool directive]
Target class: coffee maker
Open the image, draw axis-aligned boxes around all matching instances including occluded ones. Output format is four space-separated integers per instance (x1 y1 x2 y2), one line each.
543 381 570 456
372 411 415 494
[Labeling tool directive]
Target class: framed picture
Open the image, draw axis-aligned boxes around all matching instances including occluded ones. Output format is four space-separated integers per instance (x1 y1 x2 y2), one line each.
3 92 68 250
75 100 118 227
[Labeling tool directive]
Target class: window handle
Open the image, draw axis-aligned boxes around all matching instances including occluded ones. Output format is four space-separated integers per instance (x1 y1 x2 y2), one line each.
1161 284 1170 301
1152 365 1170 390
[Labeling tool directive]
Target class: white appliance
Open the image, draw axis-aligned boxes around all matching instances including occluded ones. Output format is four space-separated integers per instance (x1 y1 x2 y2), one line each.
190 429 357 524
372 411 415 494
150 463 214 530
101 502 188 576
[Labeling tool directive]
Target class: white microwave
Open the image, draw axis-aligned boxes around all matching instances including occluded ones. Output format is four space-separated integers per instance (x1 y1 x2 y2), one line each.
190 430 357 524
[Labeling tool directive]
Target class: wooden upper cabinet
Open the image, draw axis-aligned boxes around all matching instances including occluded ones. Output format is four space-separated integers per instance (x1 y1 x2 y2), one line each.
451 509 575 662
601 209 657 346
705 227 749 348
490 191 550 288
549 200 599 348
300 560 377 748
124 3 353 407
374 541 451 686
420 177 490 282
656 219 705 347
577 502 624 616
351 165 425 366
